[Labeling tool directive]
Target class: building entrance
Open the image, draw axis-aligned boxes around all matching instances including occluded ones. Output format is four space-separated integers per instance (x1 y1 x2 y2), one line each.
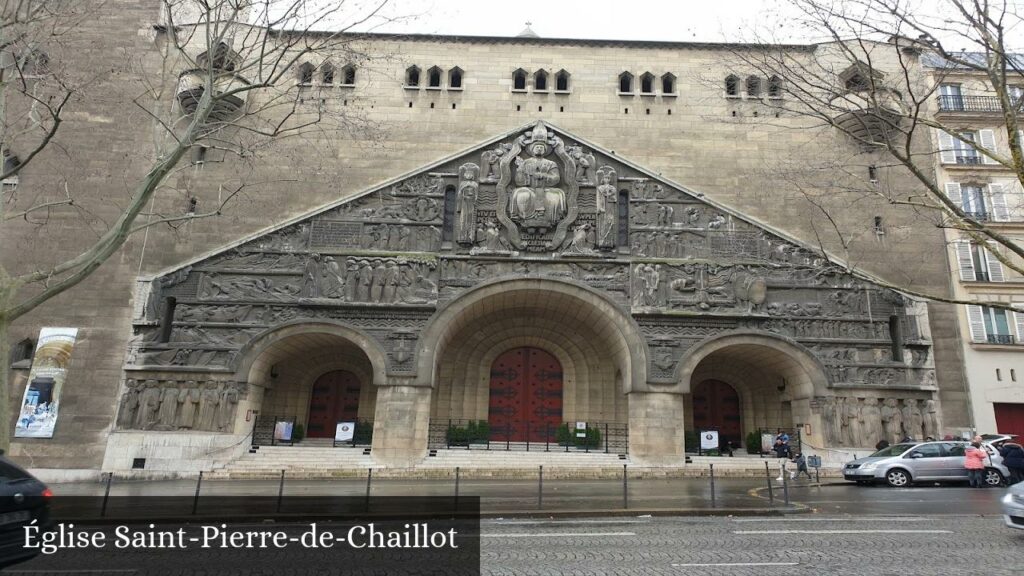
488 347 563 442
307 370 361 438
692 379 742 445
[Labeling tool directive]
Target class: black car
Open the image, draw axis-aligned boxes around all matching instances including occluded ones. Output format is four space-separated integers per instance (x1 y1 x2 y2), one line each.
0 453 52 569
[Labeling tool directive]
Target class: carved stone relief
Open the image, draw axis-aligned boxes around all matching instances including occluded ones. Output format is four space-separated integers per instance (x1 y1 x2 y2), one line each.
117 379 246 432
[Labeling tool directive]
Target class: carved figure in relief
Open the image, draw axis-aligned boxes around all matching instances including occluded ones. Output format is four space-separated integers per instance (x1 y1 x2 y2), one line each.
881 398 903 443
405 196 441 222
861 398 882 447
479 220 509 252
510 124 567 230
563 224 598 255
481 143 512 181
117 380 141 428
357 263 373 301
631 179 648 200
197 383 220 431
595 167 618 249
825 397 843 446
301 253 321 298
345 262 360 301
177 384 199 429
136 381 162 430
321 256 345 298
707 214 726 229
371 261 387 302
456 163 479 244
218 384 240 431
656 204 674 226
923 399 940 439
156 385 179 429
903 399 924 440
382 261 400 303
685 206 702 225
842 397 861 447
567 144 595 184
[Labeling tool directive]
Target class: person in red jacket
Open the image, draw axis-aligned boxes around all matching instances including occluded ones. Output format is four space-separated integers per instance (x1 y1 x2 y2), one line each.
965 440 988 488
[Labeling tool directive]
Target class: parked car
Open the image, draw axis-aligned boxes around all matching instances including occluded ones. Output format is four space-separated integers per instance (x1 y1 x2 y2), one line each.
0 454 52 569
843 441 1008 487
1003 481 1024 530
981 434 1019 449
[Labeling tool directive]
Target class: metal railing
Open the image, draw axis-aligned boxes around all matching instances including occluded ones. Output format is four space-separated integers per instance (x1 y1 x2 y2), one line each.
987 334 1016 345
938 95 1003 112
252 415 374 447
427 419 628 454
952 154 983 165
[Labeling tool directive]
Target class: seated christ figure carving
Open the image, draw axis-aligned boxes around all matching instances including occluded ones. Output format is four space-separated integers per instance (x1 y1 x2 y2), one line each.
509 124 566 230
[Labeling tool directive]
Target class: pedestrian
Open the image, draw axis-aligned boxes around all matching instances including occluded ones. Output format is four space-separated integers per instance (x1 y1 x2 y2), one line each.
998 441 1024 485
875 439 890 451
773 439 789 459
790 452 812 480
965 439 988 488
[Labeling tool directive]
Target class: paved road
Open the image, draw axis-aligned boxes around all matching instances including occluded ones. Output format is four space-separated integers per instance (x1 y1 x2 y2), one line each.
480 514 1021 575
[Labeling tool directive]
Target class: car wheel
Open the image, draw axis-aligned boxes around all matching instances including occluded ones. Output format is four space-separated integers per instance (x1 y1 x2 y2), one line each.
983 468 1005 487
886 468 911 487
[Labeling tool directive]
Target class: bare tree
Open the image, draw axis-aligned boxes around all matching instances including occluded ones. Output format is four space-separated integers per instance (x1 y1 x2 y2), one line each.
0 0 405 450
715 0 1024 307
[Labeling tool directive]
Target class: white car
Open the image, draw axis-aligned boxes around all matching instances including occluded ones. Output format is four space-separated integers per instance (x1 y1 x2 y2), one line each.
1003 481 1024 530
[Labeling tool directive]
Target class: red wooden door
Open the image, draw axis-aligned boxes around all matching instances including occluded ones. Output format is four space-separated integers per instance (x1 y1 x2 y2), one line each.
692 379 742 445
995 403 1024 439
307 370 361 438
489 347 563 442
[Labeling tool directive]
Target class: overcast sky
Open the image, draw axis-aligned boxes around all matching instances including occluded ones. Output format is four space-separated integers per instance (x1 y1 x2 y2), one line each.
326 0 1023 50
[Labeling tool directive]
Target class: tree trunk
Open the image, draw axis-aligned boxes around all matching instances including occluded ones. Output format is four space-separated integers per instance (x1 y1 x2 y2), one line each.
0 315 11 452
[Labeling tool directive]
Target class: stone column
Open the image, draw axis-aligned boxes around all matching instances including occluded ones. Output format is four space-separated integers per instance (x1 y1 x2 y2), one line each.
370 379 431 467
627 390 685 465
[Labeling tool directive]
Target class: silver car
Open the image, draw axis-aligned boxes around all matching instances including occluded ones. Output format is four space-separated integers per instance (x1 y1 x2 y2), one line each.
1002 481 1024 530
843 441 1008 487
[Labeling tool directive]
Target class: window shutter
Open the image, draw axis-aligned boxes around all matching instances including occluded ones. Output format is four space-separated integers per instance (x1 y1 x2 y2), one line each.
967 305 988 342
985 243 1005 282
979 129 999 164
1015 308 1024 342
956 241 976 281
938 130 957 163
989 183 1009 221
944 182 963 209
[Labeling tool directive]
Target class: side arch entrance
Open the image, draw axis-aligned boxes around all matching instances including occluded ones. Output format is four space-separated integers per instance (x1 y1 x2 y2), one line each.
307 370 363 438
488 347 563 442
691 379 742 445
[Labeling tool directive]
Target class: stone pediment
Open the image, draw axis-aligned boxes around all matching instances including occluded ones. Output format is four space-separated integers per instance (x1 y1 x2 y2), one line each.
127 121 933 392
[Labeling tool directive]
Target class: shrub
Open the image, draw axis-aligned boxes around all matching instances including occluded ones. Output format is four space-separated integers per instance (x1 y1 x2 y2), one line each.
746 431 761 454
684 430 698 452
556 423 601 447
353 420 373 444
292 424 305 442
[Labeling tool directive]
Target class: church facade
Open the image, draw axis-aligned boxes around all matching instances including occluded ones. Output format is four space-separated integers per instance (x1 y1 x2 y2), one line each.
2 4 972 477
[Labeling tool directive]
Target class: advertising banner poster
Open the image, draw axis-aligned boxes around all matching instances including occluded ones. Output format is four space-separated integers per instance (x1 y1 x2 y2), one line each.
274 420 294 442
15 327 78 439
335 421 355 443
700 430 719 450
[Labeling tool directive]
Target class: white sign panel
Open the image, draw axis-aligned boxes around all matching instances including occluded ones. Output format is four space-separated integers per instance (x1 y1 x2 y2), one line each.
700 430 719 450
335 422 355 442
575 422 587 438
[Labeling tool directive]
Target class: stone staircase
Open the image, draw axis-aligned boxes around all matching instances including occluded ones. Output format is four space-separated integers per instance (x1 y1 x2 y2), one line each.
206 444 842 480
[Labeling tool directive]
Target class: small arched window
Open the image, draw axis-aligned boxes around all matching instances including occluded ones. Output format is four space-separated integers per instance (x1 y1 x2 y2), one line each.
768 75 783 98
724 75 739 97
534 69 548 91
619 72 634 93
448 67 463 89
746 76 761 97
298 62 314 85
555 70 570 91
661 73 676 94
428 66 442 88
341 65 356 86
845 73 869 91
320 63 335 85
405 65 421 87
513 68 527 91
640 73 655 94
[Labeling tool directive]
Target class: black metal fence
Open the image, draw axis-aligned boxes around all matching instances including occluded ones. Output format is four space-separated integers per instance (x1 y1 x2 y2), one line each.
427 419 628 454
937 94 1003 112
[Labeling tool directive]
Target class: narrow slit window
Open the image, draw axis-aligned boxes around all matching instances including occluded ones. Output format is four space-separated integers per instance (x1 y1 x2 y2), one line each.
534 70 548 91
617 190 630 247
342 65 356 86
725 75 739 96
442 185 456 242
513 69 527 90
428 67 442 88
619 72 633 93
889 316 904 362
405 66 421 87
448 67 463 89
159 297 177 343
555 70 570 91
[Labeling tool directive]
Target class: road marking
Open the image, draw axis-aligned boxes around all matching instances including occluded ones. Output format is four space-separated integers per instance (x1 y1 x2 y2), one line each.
732 517 924 522
672 562 798 568
488 520 650 525
482 532 636 537
733 529 952 534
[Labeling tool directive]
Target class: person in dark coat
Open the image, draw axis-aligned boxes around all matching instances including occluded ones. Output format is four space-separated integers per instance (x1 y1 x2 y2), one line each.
998 441 1024 485
875 439 890 451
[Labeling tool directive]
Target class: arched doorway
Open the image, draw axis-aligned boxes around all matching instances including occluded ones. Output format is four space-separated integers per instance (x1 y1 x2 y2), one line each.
488 347 563 442
306 370 362 438
692 379 741 444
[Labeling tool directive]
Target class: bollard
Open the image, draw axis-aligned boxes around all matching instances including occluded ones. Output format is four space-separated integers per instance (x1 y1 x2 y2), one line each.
815 466 820 485
622 464 628 509
365 468 373 512
765 461 774 505
192 471 203 515
604 423 609 454
709 463 716 508
545 423 550 452
276 469 285 513
454 466 460 512
538 465 543 510
782 463 790 506
101 472 113 518
526 422 531 452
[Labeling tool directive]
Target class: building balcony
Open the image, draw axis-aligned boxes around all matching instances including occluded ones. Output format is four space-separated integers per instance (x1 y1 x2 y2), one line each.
830 89 904 142
176 70 249 121
987 334 1016 345
937 95 1003 113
